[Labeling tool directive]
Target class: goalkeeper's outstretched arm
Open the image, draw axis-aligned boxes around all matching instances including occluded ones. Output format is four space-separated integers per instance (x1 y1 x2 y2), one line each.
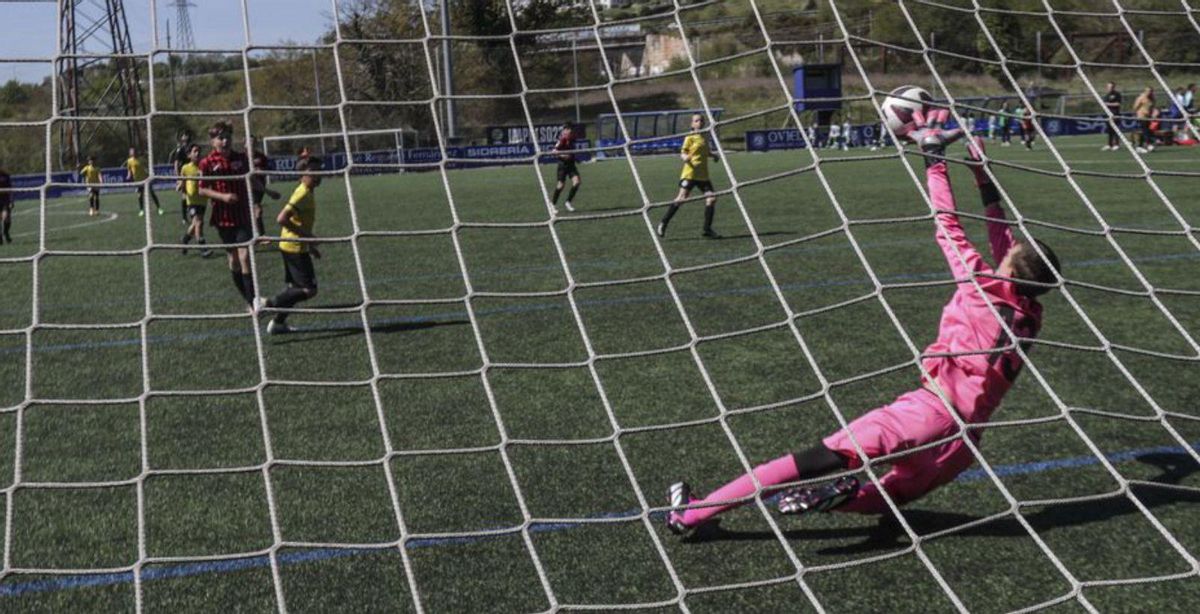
965 137 1017 265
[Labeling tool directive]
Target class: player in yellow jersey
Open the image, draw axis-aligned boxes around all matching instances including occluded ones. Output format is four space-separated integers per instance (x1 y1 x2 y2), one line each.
177 144 211 257
256 156 323 335
124 147 162 217
80 156 103 217
657 114 721 239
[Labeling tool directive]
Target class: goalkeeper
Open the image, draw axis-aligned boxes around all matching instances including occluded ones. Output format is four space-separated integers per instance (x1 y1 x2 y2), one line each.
667 111 1061 535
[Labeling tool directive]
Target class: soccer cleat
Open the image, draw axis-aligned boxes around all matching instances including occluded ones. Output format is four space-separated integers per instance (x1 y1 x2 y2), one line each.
1135 146 1148 153
666 482 694 536
266 319 295 335
656 221 667 238
777 476 860 515
253 297 269 315
563 201 575 212
137 210 144 217
157 208 164 216
702 228 722 240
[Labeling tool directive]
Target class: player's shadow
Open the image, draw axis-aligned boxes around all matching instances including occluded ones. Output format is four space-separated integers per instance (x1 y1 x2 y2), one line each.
686 451 1200 556
671 231 797 242
561 205 638 213
268 316 470 345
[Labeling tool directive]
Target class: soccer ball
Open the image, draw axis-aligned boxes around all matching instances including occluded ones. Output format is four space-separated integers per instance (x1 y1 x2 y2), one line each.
882 86 932 138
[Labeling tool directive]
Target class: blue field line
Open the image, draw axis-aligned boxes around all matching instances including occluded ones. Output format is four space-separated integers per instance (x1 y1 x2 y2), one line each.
1 440 1196 599
958 441 1200 481
0 237 926 318
4 268 928 357
3 236 1197 319
3 249 1198 357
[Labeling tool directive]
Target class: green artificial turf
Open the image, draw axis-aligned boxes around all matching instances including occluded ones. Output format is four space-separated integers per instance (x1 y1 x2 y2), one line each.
1 135 1198 612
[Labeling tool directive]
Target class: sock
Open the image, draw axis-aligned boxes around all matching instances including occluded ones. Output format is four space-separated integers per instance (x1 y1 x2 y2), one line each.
551 186 563 204
792 444 850 479
703 204 715 231
3 216 10 238
231 269 246 299
565 184 579 203
240 273 256 304
270 287 310 324
660 203 681 227
682 455 799 527
151 190 160 208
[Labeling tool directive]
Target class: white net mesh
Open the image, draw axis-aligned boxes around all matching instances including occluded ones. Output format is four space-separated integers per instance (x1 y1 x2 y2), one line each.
1 0 1198 611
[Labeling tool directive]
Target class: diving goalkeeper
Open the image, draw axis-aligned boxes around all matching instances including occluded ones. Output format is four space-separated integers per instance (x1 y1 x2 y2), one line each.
667 112 1061 534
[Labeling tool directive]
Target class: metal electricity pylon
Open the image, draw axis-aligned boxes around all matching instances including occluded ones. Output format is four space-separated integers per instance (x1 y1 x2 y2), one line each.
58 0 146 168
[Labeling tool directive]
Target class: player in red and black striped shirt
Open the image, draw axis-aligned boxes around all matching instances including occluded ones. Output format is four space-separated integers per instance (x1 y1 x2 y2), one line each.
550 124 581 212
0 164 12 245
198 120 257 306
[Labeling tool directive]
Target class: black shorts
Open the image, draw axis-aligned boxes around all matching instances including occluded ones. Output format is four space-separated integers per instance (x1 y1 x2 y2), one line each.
556 160 579 182
282 252 317 290
216 224 253 245
252 190 265 206
186 204 207 220
679 179 715 193
88 188 100 196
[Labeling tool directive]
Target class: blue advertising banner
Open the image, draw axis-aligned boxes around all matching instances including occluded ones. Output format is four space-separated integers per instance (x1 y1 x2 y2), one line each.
596 136 686 155
744 116 1157 152
9 165 178 201
10 143 594 200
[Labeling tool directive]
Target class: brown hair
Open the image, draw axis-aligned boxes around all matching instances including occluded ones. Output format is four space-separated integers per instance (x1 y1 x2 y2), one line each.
208 120 234 138
295 156 323 172
1009 239 1060 298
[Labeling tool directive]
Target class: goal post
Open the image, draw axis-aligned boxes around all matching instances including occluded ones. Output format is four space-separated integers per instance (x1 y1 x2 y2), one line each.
261 127 422 172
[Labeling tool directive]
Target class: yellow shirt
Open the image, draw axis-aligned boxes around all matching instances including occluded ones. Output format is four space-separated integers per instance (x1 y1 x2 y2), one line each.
279 183 316 255
124 156 147 181
680 133 710 182
81 164 102 184
181 162 205 206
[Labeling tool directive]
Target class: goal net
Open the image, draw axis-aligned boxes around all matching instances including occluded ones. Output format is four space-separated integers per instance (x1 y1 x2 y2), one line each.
2 0 1199 611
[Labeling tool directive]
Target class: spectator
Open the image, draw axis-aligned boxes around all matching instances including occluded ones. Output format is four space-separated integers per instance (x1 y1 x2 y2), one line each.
1102 82 1122 151
1133 87 1155 152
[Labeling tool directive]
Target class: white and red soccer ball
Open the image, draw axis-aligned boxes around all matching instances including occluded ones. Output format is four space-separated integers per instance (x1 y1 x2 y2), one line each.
882 86 933 139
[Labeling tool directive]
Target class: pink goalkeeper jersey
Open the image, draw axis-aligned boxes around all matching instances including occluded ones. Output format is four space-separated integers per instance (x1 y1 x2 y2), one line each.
921 163 1043 424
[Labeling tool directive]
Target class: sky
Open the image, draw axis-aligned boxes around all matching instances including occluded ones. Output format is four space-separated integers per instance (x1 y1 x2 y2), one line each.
1 0 335 83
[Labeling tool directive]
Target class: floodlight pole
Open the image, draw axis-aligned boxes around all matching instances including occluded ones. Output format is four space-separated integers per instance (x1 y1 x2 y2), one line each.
166 22 177 109
441 0 457 140
312 48 327 154
572 38 581 124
